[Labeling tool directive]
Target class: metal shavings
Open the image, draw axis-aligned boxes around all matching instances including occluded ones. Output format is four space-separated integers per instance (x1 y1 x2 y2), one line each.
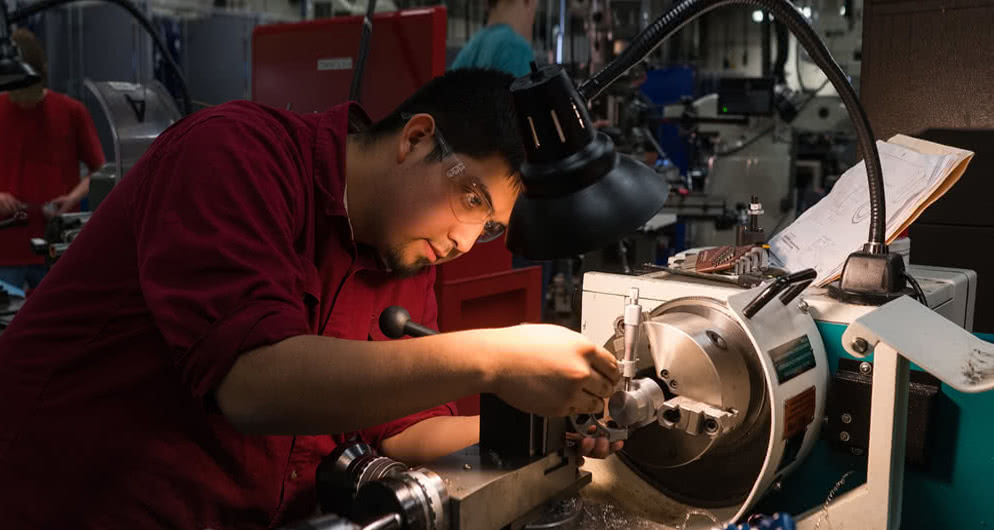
962 348 994 385
679 509 721 530
813 470 855 530
577 502 673 530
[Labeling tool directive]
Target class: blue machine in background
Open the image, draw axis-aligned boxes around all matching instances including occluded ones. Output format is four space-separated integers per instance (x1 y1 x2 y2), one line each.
640 66 696 176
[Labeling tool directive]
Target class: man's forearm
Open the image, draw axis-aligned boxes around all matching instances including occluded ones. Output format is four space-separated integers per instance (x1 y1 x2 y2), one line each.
68 177 90 202
380 415 480 465
216 333 497 435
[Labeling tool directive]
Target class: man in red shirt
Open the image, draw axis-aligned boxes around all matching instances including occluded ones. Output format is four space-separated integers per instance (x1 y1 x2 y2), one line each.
0 68 620 528
0 28 105 289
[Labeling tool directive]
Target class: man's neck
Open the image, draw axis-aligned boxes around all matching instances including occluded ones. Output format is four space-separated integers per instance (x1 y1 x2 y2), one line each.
487 7 533 44
8 86 46 109
344 135 379 245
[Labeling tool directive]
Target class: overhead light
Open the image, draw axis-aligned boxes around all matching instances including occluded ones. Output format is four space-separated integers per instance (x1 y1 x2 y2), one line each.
840 5 846 16
752 9 764 23
801 6 812 18
505 65 668 259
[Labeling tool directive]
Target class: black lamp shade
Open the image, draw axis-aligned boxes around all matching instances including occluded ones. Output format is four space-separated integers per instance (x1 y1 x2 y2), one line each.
0 39 40 92
506 64 668 259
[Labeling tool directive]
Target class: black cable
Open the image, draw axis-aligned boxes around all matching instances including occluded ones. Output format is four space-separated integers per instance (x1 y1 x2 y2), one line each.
577 0 886 252
349 0 378 103
796 37 812 93
904 272 926 305
772 19 788 83
10 0 192 115
715 124 775 157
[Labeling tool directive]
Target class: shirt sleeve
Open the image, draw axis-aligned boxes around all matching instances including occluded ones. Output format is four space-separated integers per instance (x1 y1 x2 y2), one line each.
358 267 456 447
132 115 311 399
74 100 106 173
357 403 458 448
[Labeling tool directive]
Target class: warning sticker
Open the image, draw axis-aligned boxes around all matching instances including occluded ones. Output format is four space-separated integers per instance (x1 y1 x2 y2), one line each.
317 57 354 71
769 335 816 384
782 386 816 440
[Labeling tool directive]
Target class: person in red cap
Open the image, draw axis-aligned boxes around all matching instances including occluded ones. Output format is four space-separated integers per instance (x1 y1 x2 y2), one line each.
0 68 620 529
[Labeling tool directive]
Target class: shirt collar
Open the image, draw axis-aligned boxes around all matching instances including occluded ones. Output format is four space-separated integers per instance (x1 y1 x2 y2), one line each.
313 102 371 218
312 102 388 271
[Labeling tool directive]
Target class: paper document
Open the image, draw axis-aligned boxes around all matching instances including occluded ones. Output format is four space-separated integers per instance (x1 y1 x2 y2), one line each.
769 135 974 286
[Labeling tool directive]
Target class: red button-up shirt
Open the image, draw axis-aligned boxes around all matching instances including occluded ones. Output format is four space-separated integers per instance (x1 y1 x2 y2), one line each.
0 101 455 529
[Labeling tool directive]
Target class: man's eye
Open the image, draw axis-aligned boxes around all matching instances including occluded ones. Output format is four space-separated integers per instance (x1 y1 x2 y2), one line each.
464 193 484 209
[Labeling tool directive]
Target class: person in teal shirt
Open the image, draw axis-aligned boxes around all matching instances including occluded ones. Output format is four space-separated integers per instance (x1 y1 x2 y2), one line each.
450 0 537 77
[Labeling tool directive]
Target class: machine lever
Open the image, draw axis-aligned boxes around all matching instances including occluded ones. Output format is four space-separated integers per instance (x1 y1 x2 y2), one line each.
378 306 438 338
743 268 816 319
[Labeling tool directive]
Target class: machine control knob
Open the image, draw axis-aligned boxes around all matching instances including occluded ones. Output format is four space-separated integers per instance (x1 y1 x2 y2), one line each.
379 306 438 338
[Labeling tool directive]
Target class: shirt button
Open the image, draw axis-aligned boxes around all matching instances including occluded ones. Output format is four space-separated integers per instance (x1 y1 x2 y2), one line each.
290 469 298 480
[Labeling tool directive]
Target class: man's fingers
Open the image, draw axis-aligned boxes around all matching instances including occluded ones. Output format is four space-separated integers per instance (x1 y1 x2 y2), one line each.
588 346 621 384
610 440 624 452
577 391 603 414
594 435 610 457
580 436 595 456
584 371 617 399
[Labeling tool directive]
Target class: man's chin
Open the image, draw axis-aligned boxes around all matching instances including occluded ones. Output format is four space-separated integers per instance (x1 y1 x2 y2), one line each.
384 249 433 278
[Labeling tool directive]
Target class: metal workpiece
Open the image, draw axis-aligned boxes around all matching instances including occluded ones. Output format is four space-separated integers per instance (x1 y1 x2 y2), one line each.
569 413 629 443
607 378 667 429
656 395 737 438
426 446 592 530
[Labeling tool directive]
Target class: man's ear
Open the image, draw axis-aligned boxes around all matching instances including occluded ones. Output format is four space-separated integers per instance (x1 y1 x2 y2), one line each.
397 113 437 164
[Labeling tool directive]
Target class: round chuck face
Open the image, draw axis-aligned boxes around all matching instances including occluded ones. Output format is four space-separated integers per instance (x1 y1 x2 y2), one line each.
611 297 772 510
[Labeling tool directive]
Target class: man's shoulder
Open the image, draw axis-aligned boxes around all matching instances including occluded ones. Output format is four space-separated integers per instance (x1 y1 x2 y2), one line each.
162 101 307 153
44 90 86 112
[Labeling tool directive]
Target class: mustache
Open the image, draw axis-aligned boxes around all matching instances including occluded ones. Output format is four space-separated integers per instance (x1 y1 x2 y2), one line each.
437 247 462 261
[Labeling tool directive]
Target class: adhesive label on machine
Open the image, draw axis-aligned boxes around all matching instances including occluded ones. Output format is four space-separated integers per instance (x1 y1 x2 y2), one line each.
317 58 354 71
108 81 140 92
782 386 816 441
768 335 816 383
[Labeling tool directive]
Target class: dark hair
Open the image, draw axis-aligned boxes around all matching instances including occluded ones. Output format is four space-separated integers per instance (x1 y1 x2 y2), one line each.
365 68 524 183
11 28 47 87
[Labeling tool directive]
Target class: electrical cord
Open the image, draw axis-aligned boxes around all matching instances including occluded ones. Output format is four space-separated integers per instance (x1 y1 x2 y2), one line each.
796 38 813 93
577 0 887 252
10 0 192 115
905 271 926 304
715 123 775 156
349 0 378 103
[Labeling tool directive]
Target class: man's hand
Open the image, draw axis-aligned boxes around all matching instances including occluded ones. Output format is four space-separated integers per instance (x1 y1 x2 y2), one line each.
0 193 23 217
568 424 624 460
50 195 78 216
487 324 621 418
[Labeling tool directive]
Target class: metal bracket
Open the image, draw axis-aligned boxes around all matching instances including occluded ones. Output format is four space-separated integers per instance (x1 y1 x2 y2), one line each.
797 297 994 530
657 395 737 437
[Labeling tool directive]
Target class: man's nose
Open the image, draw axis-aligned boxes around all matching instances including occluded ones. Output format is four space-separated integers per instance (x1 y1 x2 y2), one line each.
449 223 482 255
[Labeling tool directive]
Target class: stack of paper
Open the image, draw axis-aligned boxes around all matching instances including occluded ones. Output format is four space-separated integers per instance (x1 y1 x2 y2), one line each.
768 135 974 286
